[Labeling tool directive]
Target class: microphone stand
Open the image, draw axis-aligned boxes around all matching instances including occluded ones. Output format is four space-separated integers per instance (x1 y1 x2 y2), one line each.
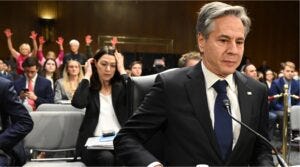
223 99 288 167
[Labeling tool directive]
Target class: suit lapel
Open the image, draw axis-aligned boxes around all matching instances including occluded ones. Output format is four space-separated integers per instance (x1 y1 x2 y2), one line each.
184 63 221 157
228 72 253 162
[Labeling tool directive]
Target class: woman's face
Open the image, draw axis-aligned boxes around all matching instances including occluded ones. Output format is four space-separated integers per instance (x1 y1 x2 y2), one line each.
95 54 116 83
265 70 274 81
44 59 56 73
67 60 80 76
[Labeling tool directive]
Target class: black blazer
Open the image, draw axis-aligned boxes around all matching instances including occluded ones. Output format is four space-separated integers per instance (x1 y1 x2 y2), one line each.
114 63 273 166
72 75 132 156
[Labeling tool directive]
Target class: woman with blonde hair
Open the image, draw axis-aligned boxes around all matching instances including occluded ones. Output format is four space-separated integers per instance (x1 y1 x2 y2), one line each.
54 59 83 103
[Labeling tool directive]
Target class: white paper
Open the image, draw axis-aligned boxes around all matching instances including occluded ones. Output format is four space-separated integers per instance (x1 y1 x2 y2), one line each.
85 136 114 150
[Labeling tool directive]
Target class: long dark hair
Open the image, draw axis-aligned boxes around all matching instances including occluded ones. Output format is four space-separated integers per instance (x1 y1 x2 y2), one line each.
90 46 121 91
41 58 60 83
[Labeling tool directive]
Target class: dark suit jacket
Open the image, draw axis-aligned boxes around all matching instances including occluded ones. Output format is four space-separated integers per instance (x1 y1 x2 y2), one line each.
13 75 54 107
114 63 273 166
71 75 132 157
0 77 33 164
269 77 300 111
0 72 13 81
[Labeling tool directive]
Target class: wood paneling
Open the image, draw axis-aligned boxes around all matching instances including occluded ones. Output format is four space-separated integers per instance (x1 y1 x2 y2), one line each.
0 1 298 71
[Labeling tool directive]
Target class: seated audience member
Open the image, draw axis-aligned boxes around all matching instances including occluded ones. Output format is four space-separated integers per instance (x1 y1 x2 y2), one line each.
243 63 257 80
129 61 143 77
151 58 166 74
178 51 201 67
3 59 20 80
264 69 276 89
0 59 13 81
3 28 38 74
54 60 83 103
243 64 277 140
14 57 54 111
40 58 60 90
63 35 93 67
0 77 33 166
37 36 64 68
269 61 300 138
71 46 132 166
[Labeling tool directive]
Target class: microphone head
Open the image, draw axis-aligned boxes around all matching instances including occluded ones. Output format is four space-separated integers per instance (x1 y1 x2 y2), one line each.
223 99 230 107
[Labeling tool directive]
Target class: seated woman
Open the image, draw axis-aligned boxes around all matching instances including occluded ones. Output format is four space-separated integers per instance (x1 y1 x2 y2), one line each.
54 59 83 103
71 46 132 166
40 58 60 90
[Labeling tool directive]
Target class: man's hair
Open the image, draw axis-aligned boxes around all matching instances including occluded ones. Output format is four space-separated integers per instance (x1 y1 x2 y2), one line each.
22 57 39 68
196 1 251 39
130 61 143 69
178 51 201 67
283 61 295 70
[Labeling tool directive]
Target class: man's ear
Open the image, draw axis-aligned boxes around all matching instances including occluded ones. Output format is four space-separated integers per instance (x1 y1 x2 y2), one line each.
197 33 205 53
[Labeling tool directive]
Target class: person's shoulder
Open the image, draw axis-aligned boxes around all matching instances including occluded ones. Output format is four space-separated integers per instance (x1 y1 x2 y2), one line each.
37 75 52 85
0 77 11 88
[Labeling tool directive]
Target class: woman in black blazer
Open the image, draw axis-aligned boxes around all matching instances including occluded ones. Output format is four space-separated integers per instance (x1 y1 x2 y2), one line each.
71 46 131 166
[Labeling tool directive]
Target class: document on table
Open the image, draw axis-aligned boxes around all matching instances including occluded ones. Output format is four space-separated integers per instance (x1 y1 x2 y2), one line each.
85 135 115 150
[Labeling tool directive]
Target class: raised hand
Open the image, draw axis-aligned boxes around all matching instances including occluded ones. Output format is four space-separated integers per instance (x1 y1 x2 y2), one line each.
39 36 46 44
56 36 64 45
84 58 94 79
85 35 92 45
114 50 126 75
111 37 118 48
4 28 13 38
30 31 37 40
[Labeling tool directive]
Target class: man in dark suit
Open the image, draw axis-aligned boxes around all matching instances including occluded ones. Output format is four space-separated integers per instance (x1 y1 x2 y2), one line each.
269 61 300 138
0 59 13 81
14 57 54 111
114 2 273 166
0 77 33 166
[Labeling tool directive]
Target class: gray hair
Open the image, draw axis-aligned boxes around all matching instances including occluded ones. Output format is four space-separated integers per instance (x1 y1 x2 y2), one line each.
196 2 251 39
69 39 80 46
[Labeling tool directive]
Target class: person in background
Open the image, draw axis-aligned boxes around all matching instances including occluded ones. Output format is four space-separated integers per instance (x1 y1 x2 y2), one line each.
13 57 54 111
63 35 93 67
243 63 257 80
0 77 33 166
3 28 38 74
54 60 83 103
269 61 300 140
264 69 275 89
178 51 201 67
129 61 143 77
40 58 60 90
72 46 132 166
151 58 166 74
0 59 13 81
114 2 273 166
37 36 64 68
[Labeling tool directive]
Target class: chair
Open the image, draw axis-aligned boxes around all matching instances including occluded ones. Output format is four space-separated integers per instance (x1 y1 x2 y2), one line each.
23 111 85 167
36 103 85 112
129 69 177 163
288 105 300 163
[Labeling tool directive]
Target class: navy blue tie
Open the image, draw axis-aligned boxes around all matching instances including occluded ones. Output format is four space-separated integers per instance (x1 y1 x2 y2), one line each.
212 80 233 160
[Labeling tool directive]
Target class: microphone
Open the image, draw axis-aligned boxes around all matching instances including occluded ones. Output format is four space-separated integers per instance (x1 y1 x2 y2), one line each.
222 99 287 167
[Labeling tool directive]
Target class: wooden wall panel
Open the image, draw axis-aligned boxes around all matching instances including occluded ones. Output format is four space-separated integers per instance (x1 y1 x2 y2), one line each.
0 1 298 71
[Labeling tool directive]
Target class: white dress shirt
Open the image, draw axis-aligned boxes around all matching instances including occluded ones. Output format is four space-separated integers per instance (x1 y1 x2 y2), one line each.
94 93 121 137
201 61 241 149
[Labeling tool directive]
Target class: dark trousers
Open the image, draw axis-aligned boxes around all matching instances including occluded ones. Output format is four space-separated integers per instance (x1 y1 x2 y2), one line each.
82 149 119 166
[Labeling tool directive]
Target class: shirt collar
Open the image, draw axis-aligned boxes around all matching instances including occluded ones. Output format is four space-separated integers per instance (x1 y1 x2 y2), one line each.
26 73 38 83
201 61 236 91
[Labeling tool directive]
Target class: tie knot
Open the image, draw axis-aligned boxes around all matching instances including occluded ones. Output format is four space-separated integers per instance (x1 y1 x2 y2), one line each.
213 80 228 94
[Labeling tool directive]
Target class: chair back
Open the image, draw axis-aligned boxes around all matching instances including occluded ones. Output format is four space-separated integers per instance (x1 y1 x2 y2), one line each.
36 104 85 112
290 105 300 130
24 111 84 151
